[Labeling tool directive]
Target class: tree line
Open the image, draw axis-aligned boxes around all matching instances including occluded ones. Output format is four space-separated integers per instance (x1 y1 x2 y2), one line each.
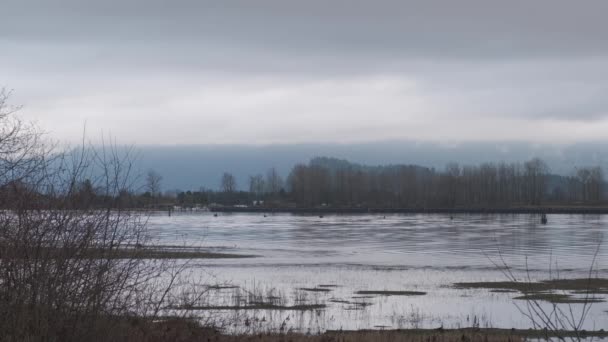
15 156 603 210
149 157 605 209
285 157 605 208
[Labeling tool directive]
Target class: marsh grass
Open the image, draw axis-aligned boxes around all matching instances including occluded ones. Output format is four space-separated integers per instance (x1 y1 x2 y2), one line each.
174 284 329 313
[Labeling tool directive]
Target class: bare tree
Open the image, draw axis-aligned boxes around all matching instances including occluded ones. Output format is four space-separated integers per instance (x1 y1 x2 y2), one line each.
576 166 604 203
220 172 236 193
285 157 573 208
145 169 163 197
489 243 602 342
0 90 211 341
249 174 265 198
524 158 549 205
265 167 283 195
444 162 460 207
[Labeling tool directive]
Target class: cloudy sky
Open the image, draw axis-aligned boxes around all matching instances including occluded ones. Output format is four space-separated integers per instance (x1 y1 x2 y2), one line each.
2 0 608 145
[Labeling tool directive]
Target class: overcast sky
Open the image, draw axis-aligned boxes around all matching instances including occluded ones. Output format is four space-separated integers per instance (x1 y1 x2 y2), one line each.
2 0 608 145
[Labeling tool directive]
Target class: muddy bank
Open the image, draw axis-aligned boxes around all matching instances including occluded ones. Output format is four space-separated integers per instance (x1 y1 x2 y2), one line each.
130 320 608 342
0 245 257 259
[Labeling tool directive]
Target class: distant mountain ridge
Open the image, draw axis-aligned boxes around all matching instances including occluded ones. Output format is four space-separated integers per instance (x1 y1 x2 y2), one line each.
133 142 608 191
309 156 432 177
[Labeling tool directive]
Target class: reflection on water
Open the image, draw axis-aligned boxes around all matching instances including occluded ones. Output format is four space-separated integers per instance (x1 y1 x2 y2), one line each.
147 213 608 331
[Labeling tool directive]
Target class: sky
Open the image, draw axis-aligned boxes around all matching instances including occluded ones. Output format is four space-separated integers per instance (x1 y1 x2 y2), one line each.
2 0 608 146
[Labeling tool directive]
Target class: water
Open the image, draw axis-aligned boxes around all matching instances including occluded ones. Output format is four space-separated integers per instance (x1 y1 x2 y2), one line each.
147 213 608 332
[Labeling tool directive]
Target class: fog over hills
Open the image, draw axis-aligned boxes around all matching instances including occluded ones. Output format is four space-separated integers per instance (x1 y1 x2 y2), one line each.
135 141 608 192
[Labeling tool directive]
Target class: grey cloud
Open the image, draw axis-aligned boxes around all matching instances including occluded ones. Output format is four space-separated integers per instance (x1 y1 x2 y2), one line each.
3 0 608 60
1 1 608 144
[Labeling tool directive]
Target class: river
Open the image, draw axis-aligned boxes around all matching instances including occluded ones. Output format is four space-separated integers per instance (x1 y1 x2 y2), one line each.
147 213 608 332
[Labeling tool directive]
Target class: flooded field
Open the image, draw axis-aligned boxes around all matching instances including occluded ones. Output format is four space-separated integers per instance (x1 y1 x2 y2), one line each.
147 213 608 332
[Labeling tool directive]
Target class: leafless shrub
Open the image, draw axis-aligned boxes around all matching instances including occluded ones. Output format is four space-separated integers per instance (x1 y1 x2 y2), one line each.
0 89 211 341
489 242 602 342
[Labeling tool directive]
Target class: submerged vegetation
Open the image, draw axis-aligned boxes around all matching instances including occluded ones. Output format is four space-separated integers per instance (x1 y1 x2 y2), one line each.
298 287 333 293
511 293 604 304
454 278 608 293
354 290 427 296
454 278 608 304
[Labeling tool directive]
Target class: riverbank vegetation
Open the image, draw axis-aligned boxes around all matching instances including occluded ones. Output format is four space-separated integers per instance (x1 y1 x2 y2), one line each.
0 89 214 341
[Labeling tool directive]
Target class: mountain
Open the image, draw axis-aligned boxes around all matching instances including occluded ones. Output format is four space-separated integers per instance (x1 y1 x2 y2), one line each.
133 141 608 191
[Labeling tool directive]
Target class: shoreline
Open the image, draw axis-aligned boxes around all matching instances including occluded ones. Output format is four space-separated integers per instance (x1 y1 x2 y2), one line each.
323 327 608 339
210 206 608 214
132 320 608 341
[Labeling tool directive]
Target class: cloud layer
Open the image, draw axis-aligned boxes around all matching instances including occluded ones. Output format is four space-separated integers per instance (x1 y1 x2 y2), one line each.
2 0 608 144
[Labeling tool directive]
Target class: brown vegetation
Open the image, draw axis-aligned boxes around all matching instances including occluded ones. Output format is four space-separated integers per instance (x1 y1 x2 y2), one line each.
0 89 209 341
